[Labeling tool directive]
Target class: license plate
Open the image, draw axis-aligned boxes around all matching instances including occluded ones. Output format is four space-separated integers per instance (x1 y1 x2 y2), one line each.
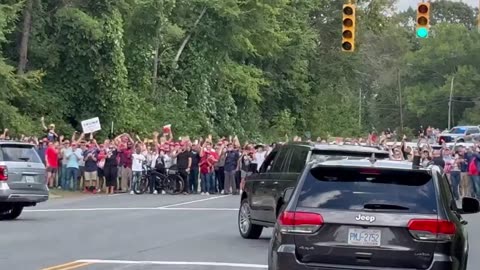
348 228 381 247
24 176 35 183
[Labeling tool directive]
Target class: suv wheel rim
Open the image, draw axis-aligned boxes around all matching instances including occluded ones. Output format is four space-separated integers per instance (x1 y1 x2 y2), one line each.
239 202 251 234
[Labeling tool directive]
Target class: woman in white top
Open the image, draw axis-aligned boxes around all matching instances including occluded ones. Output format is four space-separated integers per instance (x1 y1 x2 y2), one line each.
254 145 267 171
146 146 158 168
131 148 146 195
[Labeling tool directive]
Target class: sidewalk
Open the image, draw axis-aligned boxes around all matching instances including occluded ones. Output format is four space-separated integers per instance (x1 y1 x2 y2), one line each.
49 189 90 199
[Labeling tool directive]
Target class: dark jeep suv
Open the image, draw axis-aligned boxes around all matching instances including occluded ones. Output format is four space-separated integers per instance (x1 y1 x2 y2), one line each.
238 142 390 239
268 159 479 270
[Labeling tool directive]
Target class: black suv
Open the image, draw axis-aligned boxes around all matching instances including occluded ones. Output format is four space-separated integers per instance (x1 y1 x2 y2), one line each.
238 142 390 239
268 159 479 270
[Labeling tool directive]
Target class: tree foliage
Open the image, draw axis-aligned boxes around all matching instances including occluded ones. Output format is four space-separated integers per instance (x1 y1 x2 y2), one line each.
0 0 479 141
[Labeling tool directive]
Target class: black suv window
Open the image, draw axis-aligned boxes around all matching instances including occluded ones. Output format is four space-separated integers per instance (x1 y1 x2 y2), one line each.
0 144 42 163
288 147 309 173
259 150 277 173
270 146 289 173
437 172 457 210
297 166 438 214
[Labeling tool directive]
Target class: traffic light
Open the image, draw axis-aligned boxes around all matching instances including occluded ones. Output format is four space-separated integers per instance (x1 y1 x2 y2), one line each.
342 4 356 52
416 3 430 38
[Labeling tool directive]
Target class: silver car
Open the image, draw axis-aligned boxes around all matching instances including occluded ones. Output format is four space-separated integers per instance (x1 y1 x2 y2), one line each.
0 141 49 220
438 126 480 143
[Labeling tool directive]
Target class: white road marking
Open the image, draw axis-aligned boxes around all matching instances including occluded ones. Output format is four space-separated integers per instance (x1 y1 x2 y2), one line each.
25 195 233 212
162 207 237 211
75 259 267 268
157 195 231 208
25 207 158 212
24 207 237 212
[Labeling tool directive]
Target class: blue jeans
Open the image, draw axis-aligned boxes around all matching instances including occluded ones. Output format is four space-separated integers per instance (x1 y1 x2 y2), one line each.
60 165 68 189
450 171 461 200
132 171 142 187
66 167 79 191
470 175 480 198
201 172 214 193
189 167 199 193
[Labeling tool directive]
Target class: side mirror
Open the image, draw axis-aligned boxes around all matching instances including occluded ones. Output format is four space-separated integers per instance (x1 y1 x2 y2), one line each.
460 197 480 214
283 187 295 204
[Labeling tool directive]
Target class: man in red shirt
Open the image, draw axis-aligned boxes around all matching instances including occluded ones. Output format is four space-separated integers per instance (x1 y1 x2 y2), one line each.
45 141 59 188
199 142 219 194
119 141 133 193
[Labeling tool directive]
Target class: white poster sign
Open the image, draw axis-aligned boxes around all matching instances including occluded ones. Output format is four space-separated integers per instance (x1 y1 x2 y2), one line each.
81 117 101 133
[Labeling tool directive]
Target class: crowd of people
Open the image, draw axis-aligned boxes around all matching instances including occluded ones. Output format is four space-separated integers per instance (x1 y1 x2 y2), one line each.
371 127 480 201
299 126 480 202
1 119 478 201
0 120 273 196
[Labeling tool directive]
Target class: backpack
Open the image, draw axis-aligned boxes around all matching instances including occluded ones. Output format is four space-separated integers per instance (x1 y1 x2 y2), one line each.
468 158 478 175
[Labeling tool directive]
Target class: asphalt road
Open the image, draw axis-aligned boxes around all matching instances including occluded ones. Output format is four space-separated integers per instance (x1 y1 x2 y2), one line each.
0 193 479 270
0 194 270 270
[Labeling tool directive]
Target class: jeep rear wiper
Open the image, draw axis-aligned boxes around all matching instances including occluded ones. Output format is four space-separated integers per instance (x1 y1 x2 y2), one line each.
363 203 410 211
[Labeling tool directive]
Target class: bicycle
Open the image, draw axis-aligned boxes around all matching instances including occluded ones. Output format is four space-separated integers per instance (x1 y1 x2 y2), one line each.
163 165 186 194
133 163 157 194
133 163 184 195
133 163 171 195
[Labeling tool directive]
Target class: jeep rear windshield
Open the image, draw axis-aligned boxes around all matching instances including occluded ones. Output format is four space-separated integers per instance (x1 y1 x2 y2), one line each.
298 167 437 214
0 144 42 163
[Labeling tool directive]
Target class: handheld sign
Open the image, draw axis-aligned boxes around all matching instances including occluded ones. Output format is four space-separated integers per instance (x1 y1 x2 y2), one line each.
81 117 101 134
162 124 171 134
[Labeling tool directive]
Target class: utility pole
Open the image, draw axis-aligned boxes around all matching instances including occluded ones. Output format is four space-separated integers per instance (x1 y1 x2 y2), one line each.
397 69 404 132
448 75 455 129
358 88 362 128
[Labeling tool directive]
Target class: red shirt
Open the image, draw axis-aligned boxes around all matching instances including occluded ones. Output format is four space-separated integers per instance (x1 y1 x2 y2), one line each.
97 150 106 161
200 150 218 174
119 148 133 168
46 147 59 168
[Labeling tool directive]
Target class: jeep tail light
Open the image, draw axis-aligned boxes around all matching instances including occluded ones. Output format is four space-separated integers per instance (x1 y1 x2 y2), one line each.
0 165 7 181
407 219 456 241
278 211 323 234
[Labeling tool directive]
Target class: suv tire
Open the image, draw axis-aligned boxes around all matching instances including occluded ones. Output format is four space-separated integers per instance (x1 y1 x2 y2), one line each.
238 199 263 239
0 205 23 220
